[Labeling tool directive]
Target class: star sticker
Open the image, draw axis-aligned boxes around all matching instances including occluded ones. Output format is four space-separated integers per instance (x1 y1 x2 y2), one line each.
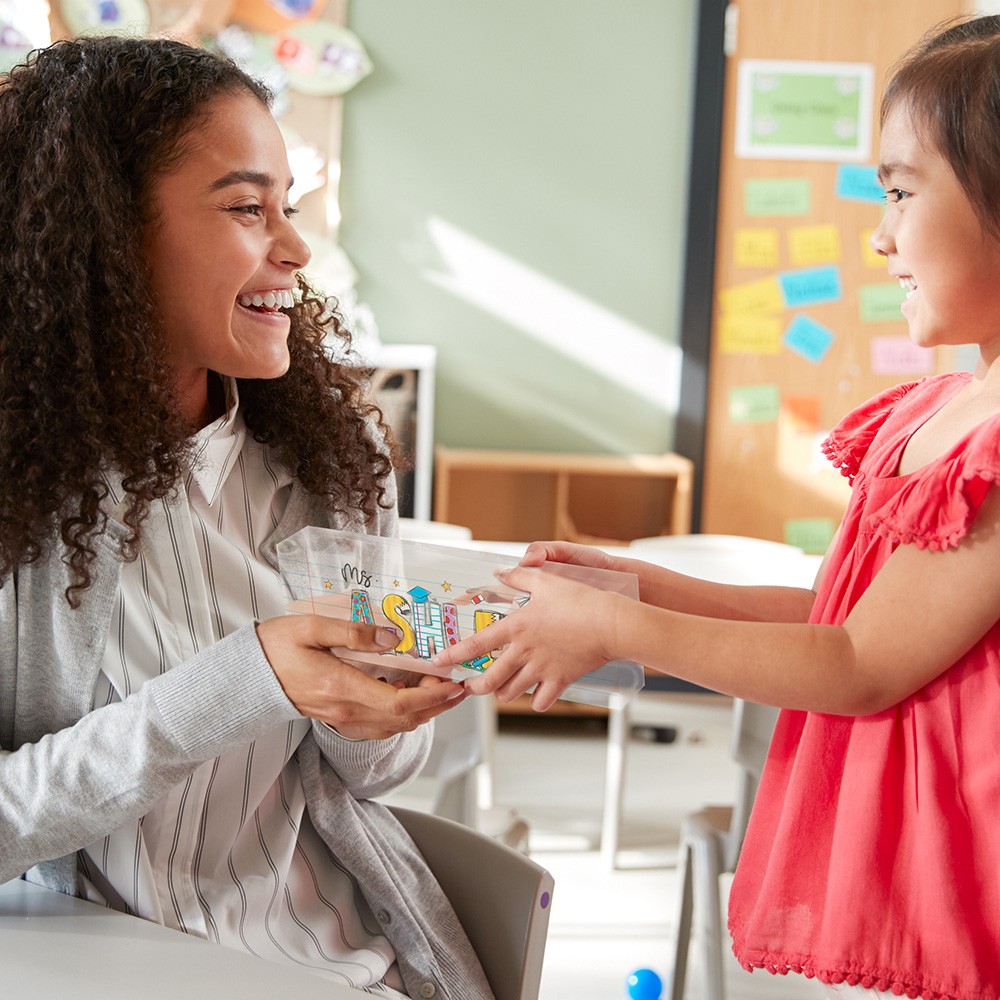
441 580 453 592
393 579 400 588
323 580 333 589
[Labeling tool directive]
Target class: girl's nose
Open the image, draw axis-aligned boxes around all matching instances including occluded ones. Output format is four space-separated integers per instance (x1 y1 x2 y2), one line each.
869 216 894 257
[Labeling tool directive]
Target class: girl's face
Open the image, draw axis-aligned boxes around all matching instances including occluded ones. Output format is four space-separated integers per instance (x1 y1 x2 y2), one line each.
140 91 311 425
871 102 1000 360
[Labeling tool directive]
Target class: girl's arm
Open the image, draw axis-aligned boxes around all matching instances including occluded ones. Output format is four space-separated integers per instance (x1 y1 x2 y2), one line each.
513 539 821 624
433 491 1000 714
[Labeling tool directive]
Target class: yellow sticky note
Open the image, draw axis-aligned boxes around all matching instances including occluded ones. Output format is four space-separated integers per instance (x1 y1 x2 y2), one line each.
734 228 780 269
718 314 783 354
860 229 884 268
788 225 841 267
718 276 784 317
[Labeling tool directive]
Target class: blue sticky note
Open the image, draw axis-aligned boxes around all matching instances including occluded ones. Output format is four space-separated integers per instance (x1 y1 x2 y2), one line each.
836 164 884 204
779 266 842 308
783 314 835 363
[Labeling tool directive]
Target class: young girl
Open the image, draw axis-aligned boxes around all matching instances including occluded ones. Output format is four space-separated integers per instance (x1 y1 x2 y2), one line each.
0 36 489 1000
434 16 1000 999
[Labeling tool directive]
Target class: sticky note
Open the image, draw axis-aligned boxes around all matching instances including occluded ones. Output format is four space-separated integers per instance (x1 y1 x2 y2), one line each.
784 517 835 554
788 225 841 266
858 283 906 323
779 266 842 308
718 276 784 316
729 384 781 423
783 314 835 363
836 164 884 203
870 336 934 375
782 395 821 431
745 178 811 217
719 315 783 354
860 229 884 268
735 228 780 269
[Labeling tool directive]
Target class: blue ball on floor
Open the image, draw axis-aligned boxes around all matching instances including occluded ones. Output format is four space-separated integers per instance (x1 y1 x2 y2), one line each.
626 967 663 1000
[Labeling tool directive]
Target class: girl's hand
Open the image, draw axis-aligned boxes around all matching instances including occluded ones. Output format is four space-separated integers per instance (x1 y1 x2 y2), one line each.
431 564 626 711
255 615 466 740
518 540 628 574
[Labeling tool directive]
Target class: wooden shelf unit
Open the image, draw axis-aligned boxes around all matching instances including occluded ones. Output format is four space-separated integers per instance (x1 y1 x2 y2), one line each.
433 447 694 545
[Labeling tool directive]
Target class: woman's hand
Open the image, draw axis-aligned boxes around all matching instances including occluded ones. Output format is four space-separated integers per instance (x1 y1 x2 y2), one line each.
431 565 626 711
255 615 466 740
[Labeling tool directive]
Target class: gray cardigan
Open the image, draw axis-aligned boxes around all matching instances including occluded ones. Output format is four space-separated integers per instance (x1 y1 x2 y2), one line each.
0 482 493 1000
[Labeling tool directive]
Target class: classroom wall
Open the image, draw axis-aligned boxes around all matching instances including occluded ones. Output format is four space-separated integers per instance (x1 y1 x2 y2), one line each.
339 1 698 456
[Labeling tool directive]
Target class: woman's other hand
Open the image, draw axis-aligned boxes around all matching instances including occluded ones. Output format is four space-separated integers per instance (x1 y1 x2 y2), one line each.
256 615 466 740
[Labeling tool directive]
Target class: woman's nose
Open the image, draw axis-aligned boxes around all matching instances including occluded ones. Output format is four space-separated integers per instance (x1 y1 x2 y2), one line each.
276 217 312 270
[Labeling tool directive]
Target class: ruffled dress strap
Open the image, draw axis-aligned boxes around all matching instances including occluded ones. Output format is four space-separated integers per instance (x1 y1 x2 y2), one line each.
820 380 920 483
866 408 1000 552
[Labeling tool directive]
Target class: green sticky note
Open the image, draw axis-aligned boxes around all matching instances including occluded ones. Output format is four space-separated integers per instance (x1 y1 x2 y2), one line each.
784 518 835 554
859 283 906 323
729 384 781 423
745 179 811 217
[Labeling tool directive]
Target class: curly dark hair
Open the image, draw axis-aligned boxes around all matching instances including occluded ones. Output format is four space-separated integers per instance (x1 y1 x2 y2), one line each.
0 35 394 605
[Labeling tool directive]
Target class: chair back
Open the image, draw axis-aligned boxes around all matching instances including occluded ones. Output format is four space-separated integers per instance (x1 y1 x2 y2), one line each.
724 698 779 869
388 805 554 1000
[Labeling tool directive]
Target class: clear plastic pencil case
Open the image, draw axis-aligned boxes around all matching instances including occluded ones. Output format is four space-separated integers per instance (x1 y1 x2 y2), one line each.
275 526 645 709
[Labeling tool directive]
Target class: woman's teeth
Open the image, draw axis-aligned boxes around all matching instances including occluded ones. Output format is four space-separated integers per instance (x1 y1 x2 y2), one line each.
238 289 295 310
898 276 916 299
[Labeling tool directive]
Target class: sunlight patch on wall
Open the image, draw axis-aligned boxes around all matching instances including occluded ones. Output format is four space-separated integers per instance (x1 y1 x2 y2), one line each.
423 215 681 414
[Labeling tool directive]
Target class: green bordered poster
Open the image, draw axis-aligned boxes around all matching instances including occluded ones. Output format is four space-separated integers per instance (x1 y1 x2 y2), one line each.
735 59 874 162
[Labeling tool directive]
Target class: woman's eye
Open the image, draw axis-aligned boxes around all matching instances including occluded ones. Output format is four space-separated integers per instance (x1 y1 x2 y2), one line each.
885 188 910 203
230 204 263 216
283 205 300 219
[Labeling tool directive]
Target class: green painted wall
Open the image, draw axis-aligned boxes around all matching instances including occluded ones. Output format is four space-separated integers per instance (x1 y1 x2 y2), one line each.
340 1 698 455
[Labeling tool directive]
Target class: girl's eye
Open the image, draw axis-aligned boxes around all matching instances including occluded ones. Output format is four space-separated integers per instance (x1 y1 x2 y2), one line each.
885 188 911 203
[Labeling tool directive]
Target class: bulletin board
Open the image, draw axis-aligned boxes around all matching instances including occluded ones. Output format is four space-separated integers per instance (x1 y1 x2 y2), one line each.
700 0 967 553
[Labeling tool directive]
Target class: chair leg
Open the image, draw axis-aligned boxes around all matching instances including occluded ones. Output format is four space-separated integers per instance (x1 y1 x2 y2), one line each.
692 834 725 1000
665 839 694 1000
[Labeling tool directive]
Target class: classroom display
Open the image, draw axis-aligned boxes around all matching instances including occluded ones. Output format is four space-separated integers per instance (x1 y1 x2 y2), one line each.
276 526 646 707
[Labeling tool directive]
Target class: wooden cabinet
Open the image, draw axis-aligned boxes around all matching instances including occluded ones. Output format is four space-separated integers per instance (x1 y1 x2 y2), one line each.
433 447 694 544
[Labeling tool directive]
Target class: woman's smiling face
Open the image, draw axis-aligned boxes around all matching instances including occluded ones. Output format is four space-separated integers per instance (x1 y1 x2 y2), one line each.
140 90 311 425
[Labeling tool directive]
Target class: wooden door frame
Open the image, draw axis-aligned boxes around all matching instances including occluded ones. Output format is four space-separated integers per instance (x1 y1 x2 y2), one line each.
675 0 730 532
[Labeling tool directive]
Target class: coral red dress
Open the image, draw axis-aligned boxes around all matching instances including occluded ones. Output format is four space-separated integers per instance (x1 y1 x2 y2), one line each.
729 373 1000 1000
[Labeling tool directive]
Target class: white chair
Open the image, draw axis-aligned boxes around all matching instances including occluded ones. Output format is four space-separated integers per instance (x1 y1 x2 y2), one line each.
390 695 530 853
388 805 554 1000
665 698 779 1000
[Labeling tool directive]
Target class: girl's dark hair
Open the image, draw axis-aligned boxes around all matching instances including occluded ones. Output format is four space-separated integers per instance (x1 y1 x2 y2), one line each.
881 15 1000 240
0 36 393 605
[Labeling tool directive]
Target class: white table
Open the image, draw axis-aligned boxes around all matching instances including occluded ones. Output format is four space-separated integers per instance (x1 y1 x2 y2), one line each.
0 879 369 998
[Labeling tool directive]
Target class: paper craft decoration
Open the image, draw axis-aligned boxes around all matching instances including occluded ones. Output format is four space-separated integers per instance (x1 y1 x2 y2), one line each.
276 527 646 708
59 0 150 36
735 59 874 162
230 0 322 34
276 21 372 96
0 20 33 75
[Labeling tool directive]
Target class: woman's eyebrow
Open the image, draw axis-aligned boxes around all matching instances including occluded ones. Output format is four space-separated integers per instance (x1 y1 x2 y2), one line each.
208 169 294 192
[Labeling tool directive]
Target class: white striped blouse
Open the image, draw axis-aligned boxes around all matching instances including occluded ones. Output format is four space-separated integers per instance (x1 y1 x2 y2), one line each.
81 381 409 997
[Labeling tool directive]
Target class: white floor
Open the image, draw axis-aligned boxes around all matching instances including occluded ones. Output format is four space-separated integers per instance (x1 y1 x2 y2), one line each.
489 693 821 1000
